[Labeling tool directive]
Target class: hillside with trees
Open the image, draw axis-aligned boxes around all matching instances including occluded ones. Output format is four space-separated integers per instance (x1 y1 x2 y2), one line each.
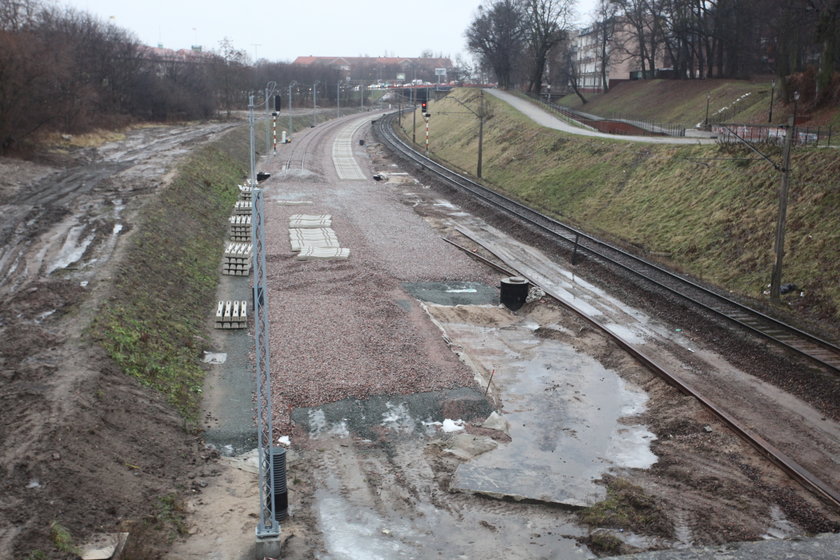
466 0 840 111
0 0 362 153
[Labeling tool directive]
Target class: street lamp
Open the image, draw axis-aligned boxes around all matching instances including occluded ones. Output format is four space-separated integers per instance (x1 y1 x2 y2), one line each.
704 93 711 129
311 81 319 128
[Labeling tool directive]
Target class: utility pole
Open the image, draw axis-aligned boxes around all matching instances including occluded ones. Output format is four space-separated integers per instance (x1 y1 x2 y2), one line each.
768 79 776 123
312 81 319 127
287 81 297 139
477 90 485 178
449 90 486 178
770 116 795 302
248 94 256 187
337 82 341 118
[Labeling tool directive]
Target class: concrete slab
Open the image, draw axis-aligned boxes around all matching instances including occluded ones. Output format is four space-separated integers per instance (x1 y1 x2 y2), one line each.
332 117 370 180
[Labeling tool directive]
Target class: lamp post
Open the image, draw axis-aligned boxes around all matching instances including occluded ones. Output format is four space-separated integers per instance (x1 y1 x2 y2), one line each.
264 81 276 154
704 93 711 129
336 81 341 118
287 81 297 139
311 81 319 127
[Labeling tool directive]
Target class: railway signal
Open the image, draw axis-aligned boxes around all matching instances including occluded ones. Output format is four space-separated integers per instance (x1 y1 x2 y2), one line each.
421 100 429 116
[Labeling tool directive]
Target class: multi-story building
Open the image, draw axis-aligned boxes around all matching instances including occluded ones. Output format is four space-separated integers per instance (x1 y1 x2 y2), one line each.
571 18 668 93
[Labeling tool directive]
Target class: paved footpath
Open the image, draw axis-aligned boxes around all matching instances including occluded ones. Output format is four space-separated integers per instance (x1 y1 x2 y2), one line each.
486 89 714 145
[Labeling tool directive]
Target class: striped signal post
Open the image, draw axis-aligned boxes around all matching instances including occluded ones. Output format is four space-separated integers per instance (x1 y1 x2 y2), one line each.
272 112 277 154
424 114 430 155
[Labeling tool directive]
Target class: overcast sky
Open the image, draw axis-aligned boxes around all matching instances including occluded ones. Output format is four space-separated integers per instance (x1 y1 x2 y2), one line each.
60 0 599 63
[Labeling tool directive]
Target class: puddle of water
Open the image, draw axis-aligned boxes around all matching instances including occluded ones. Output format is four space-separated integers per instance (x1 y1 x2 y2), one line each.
603 323 647 345
47 225 96 274
313 442 594 560
427 308 656 507
403 282 498 306
762 505 799 539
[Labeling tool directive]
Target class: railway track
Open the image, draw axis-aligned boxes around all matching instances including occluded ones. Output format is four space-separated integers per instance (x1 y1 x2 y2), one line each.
373 110 840 510
374 111 840 374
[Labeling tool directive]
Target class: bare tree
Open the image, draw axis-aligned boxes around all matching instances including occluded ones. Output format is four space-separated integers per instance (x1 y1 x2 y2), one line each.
521 0 573 93
592 0 620 89
466 0 526 88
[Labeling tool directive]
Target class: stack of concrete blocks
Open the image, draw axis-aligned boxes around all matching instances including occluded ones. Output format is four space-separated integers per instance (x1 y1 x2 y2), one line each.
229 215 251 242
214 300 248 329
222 242 252 276
215 183 254 329
288 214 350 260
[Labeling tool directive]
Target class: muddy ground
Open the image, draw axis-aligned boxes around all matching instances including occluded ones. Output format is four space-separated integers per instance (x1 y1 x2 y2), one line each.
0 124 236 558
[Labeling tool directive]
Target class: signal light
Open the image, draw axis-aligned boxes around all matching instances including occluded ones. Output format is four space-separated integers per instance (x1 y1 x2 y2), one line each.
421 101 427 113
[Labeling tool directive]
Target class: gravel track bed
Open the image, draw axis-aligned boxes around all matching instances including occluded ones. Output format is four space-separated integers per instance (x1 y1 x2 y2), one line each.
259 119 498 430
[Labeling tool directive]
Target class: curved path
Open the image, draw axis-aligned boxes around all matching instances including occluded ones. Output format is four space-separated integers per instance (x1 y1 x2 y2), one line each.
485 88 715 145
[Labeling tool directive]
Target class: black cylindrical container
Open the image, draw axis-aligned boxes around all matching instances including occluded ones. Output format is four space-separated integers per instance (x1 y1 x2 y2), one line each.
500 276 529 311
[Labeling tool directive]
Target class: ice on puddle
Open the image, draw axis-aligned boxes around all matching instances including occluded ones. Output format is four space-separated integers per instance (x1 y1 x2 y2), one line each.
277 436 291 446
442 419 465 433
381 402 416 434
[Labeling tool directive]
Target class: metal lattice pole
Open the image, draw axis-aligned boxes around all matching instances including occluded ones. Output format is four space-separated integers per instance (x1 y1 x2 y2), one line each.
248 95 257 187
253 187 279 538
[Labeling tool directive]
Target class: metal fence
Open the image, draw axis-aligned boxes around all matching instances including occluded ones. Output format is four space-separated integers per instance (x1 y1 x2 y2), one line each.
714 123 834 147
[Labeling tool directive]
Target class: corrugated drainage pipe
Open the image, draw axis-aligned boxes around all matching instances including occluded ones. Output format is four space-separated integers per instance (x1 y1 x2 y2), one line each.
270 447 289 521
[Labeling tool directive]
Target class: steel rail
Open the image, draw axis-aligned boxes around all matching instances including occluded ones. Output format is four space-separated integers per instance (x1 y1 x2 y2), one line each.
374 112 840 374
373 111 840 510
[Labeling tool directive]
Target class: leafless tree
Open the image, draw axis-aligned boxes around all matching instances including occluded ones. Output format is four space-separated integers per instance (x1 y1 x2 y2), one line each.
592 0 620 89
466 0 526 88
521 0 573 93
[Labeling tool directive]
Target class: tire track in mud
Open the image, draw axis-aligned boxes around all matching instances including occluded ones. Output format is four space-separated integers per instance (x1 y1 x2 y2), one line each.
0 123 235 296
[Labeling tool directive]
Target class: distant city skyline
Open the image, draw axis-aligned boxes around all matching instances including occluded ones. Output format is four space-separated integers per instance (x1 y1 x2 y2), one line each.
60 0 600 64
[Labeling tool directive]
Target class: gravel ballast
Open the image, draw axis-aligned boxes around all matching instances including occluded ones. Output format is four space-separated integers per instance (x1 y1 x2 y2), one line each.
258 116 498 430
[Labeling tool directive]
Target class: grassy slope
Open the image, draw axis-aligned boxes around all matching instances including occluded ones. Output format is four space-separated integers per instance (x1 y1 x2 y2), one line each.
94 127 249 420
404 88 840 328
559 79 780 126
